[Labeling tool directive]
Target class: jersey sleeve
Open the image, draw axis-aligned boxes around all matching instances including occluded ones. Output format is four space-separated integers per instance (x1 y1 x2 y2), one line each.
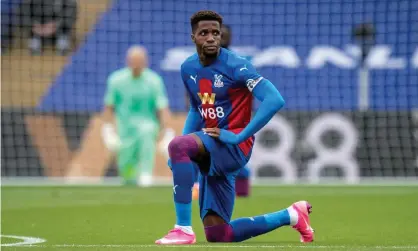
234 59 265 92
155 75 169 110
104 74 117 106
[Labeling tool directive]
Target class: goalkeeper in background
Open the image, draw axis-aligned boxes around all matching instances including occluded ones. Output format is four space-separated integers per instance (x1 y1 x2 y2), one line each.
101 46 174 186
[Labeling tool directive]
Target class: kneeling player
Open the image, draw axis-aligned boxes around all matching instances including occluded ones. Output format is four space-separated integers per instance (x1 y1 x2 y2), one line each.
192 23 251 200
156 11 314 244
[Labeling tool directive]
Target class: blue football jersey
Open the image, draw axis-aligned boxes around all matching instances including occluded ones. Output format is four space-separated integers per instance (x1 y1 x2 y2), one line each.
180 48 265 156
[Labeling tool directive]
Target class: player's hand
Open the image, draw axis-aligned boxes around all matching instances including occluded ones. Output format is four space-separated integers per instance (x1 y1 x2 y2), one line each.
101 123 122 152
202 127 220 137
203 128 240 144
158 128 175 158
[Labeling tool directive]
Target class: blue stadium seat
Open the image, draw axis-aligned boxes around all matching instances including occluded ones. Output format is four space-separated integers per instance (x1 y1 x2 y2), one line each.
38 0 417 112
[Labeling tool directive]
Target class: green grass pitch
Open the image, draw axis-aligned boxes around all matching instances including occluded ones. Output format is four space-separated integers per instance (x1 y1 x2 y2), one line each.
2 186 418 251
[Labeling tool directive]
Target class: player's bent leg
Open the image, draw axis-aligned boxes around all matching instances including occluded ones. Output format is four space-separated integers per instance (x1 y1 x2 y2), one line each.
195 164 250 200
203 213 235 242
202 202 314 243
194 132 312 243
203 209 290 243
155 134 204 245
235 165 251 197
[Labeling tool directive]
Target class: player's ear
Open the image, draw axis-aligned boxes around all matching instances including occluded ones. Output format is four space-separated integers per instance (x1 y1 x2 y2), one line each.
191 33 195 43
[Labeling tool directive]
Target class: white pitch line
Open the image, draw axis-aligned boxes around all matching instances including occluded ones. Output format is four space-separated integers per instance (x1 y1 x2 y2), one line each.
0 235 46 247
11 244 418 249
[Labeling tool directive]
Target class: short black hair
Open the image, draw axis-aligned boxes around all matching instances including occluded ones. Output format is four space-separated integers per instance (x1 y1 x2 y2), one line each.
190 10 223 32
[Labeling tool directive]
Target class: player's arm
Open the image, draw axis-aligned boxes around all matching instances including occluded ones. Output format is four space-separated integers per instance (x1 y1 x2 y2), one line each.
206 61 285 144
102 105 115 125
238 77 285 141
238 62 285 142
101 74 122 151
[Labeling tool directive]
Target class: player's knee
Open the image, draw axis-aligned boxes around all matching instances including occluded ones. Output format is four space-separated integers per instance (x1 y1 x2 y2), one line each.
168 135 198 160
203 213 233 242
204 223 234 243
205 229 226 242
168 136 183 156
205 232 220 243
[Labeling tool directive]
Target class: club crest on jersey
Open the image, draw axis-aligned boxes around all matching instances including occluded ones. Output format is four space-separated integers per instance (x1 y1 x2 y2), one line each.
214 74 224 88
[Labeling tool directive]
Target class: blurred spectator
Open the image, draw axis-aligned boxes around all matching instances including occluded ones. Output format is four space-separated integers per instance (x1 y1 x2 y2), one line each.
220 24 232 49
19 0 77 55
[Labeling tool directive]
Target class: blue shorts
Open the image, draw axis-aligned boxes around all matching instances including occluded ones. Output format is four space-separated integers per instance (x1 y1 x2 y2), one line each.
193 131 251 222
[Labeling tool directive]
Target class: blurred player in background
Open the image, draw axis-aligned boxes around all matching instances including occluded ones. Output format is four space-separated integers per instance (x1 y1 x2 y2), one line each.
192 23 251 200
156 10 313 245
101 46 174 187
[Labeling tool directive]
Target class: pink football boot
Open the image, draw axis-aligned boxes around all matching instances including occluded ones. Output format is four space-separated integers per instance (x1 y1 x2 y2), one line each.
291 200 314 242
155 228 196 245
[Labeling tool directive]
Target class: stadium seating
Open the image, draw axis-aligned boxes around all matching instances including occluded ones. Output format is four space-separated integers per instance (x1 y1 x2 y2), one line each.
2 0 416 181
1 0 112 108
38 0 417 113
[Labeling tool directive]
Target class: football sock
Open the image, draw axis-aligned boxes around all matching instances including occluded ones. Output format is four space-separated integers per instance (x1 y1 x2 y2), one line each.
175 225 194 235
235 178 250 197
235 165 251 197
229 208 291 242
205 208 294 242
168 135 199 228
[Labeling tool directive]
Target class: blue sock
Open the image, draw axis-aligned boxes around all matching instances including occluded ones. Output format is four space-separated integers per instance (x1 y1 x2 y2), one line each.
172 162 196 226
168 135 199 227
229 209 290 242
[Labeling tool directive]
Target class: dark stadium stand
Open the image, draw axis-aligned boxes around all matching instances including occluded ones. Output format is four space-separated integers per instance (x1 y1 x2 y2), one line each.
1 0 111 107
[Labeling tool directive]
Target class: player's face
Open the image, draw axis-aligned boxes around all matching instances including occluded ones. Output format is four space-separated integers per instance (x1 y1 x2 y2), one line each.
220 26 231 48
192 21 221 56
127 53 147 75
